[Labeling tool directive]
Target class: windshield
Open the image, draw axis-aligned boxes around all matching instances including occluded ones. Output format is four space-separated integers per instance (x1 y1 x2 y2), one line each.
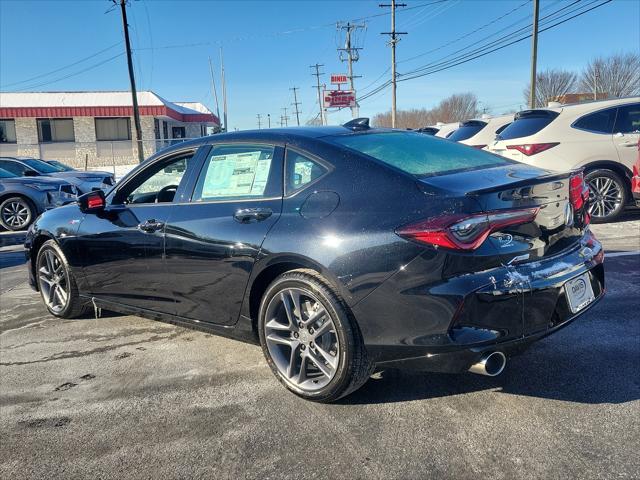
331 131 511 177
21 158 61 174
448 121 487 142
47 160 74 171
0 167 18 178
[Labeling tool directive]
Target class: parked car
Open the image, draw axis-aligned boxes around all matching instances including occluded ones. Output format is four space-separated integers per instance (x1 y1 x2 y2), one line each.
485 97 640 222
633 140 640 207
0 157 115 194
26 120 603 402
434 122 460 138
453 114 513 148
0 167 77 231
416 126 440 135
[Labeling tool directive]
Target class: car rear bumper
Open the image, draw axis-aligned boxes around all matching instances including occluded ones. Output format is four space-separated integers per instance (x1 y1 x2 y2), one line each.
353 231 605 372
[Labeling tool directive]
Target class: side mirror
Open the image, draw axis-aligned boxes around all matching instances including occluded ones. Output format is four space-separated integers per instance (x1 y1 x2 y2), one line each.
23 170 39 177
78 189 106 213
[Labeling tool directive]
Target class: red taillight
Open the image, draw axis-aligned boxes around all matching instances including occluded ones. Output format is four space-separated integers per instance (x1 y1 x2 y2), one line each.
471 144 487 149
396 208 539 251
506 142 559 156
87 196 104 209
569 172 589 211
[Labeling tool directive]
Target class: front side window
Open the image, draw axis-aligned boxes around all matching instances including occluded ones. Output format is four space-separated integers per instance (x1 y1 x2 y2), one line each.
573 107 617 134
286 150 328 194
37 118 75 142
117 153 194 204
613 103 640 134
95 117 131 141
193 144 276 201
332 131 510 177
0 119 17 143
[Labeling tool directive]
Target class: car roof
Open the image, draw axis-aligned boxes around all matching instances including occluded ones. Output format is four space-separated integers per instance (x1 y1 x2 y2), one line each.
521 96 640 116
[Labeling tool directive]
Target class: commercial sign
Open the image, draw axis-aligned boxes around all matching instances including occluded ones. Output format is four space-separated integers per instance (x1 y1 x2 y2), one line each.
330 74 348 85
323 90 356 108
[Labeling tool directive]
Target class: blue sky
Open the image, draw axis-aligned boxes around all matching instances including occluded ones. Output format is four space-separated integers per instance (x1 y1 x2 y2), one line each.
1 0 638 130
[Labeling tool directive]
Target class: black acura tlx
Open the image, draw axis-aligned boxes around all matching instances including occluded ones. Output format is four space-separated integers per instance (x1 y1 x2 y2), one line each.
25 119 604 402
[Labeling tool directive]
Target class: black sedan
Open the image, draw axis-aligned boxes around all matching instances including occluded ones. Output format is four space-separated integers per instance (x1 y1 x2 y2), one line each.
25 120 604 402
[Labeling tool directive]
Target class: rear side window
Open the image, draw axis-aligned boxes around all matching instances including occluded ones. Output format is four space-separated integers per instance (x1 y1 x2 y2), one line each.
193 144 276 201
613 103 640 134
573 107 617 134
331 131 510 177
498 110 559 140
285 150 328 195
448 121 487 142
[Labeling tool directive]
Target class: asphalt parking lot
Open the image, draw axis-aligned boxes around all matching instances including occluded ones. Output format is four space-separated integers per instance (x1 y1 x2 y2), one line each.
1 215 639 479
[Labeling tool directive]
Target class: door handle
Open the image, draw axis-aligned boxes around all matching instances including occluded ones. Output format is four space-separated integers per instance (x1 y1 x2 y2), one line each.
233 208 273 223
619 142 637 147
138 219 165 233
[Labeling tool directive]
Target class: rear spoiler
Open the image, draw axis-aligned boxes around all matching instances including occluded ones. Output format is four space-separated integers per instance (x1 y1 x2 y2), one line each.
464 169 581 196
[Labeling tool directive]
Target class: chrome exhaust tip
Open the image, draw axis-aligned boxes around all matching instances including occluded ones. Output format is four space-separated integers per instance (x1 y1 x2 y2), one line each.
468 351 506 377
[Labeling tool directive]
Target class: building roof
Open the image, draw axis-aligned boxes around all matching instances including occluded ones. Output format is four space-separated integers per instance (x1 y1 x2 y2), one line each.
0 90 219 125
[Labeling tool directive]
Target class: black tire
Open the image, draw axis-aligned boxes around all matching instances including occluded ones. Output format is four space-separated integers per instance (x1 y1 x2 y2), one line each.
0 196 35 231
585 169 627 223
36 240 90 319
258 269 373 403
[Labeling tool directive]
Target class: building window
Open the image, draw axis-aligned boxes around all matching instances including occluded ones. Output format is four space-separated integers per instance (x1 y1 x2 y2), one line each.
0 119 17 143
154 118 160 139
162 121 168 139
37 118 75 143
95 117 131 141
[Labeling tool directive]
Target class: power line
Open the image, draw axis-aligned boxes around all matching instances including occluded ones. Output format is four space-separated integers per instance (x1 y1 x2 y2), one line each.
0 42 122 89
397 0 603 81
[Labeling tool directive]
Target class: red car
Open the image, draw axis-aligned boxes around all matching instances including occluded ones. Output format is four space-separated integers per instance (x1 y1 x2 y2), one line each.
633 140 640 207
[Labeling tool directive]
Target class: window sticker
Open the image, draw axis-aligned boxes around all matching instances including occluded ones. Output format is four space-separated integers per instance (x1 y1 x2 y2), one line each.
201 150 272 198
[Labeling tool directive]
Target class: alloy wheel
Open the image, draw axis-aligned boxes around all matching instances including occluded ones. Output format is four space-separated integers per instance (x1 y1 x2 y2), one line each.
264 287 340 392
587 176 623 219
1 199 31 229
37 249 70 314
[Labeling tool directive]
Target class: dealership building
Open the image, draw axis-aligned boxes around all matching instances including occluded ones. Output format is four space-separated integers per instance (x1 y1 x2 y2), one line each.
0 91 220 167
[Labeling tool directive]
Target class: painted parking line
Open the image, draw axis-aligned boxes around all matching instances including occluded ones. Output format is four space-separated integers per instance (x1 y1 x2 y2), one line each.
606 251 640 258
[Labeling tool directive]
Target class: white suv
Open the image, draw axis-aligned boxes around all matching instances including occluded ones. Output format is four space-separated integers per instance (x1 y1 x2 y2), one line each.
451 114 513 148
486 97 640 222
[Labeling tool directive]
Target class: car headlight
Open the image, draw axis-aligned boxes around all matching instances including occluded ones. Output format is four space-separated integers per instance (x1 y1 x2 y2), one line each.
31 183 59 192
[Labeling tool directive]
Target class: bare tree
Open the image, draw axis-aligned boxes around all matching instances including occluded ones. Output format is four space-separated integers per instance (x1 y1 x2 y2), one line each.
372 92 479 128
580 52 640 98
523 68 577 107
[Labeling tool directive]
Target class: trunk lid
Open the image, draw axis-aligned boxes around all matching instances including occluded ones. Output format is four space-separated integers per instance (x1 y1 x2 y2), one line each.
418 163 586 264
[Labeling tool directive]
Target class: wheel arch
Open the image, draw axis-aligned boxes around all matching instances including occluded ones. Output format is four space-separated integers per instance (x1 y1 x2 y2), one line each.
581 160 633 199
245 254 350 332
28 233 57 291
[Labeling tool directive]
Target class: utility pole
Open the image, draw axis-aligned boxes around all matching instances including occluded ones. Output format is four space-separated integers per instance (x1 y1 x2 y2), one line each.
267 113 271 128
208 57 221 132
337 21 365 118
529 0 540 108
290 87 301 126
220 47 228 132
594 69 600 100
281 107 289 127
256 113 262 129
380 0 407 128
310 64 326 125
116 0 144 163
